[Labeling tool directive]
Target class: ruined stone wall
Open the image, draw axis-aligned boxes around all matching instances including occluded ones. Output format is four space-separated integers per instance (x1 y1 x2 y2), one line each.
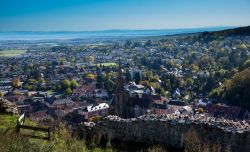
89 114 250 152
0 97 18 114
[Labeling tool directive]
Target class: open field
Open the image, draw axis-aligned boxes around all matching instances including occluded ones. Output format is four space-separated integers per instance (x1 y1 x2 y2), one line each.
0 50 26 57
95 62 117 67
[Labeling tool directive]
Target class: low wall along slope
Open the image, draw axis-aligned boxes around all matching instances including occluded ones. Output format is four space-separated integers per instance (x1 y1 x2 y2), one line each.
87 114 250 152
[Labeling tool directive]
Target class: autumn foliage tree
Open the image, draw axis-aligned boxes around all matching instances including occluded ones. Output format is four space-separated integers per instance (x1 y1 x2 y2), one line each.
225 67 250 110
12 78 21 88
184 128 228 152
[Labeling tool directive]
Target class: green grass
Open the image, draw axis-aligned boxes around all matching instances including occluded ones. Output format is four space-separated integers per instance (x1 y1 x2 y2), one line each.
95 62 117 67
0 114 46 138
0 114 113 152
0 49 26 57
0 114 18 131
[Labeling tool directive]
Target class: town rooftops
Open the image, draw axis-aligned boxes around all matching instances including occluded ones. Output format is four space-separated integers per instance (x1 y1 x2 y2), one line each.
52 98 74 105
168 99 185 106
45 97 74 108
86 103 109 112
198 99 208 106
152 95 168 104
154 104 167 109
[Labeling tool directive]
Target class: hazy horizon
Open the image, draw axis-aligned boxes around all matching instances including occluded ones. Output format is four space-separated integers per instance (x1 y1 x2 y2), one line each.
0 26 237 33
0 26 235 40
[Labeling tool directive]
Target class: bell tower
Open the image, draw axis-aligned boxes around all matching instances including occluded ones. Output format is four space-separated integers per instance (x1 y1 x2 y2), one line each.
110 58 128 118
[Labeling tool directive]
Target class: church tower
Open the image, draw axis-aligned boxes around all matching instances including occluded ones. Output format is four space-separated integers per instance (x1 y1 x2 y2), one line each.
111 62 128 118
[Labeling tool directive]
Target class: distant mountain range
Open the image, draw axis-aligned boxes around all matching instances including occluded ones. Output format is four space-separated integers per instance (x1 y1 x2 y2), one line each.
0 26 236 41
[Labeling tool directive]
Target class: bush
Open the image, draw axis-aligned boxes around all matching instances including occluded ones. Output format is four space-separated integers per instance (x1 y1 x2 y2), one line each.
147 145 167 152
184 128 230 152
0 131 52 152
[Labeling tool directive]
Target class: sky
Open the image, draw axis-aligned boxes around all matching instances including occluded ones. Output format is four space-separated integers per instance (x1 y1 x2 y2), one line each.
0 0 250 31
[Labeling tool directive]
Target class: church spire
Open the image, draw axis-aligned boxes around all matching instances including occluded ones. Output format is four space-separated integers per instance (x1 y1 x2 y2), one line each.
110 52 128 118
116 58 124 92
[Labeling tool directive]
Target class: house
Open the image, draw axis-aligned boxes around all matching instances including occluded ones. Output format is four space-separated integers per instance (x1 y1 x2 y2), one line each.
127 94 152 117
46 98 74 109
95 89 108 98
152 95 168 104
52 109 67 120
173 88 181 98
206 103 247 120
179 106 193 115
0 80 12 86
72 84 95 98
78 103 109 120
5 94 27 104
128 69 143 81
167 99 186 114
0 80 12 93
168 99 185 106
30 110 49 123
17 104 32 114
197 99 208 107
151 96 170 115
125 82 147 97
153 104 168 115
152 97 192 115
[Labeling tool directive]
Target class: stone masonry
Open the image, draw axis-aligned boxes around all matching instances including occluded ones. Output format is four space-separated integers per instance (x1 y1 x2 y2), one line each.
87 114 250 152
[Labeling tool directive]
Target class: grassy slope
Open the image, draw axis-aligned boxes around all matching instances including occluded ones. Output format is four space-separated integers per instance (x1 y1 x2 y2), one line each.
0 114 112 152
0 114 18 131
0 114 48 141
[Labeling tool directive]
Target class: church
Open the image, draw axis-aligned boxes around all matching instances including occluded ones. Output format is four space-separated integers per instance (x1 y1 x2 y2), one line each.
110 62 129 118
110 62 153 118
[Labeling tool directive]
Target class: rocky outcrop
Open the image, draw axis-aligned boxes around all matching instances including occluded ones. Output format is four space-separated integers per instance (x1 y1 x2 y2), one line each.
0 97 18 114
87 114 250 152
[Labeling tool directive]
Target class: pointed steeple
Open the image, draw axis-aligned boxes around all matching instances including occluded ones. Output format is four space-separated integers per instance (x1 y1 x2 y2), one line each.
116 59 124 93
110 52 128 118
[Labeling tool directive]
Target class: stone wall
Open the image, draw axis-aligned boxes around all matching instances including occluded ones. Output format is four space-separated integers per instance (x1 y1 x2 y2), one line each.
0 97 18 114
87 114 250 152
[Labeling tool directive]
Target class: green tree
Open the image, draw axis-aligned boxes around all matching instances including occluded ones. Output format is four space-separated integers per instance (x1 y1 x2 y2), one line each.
71 79 79 88
243 60 250 69
165 79 172 91
62 80 71 89
190 64 199 72
86 56 95 63
86 73 95 80
97 74 105 83
0 92 3 97
209 88 221 98
160 88 166 97
141 80 150 88
65 88 72 95
186 78 194 86
23 84 34 90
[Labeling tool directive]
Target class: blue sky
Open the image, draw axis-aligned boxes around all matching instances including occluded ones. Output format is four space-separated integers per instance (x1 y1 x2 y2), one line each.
0 0 250 31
